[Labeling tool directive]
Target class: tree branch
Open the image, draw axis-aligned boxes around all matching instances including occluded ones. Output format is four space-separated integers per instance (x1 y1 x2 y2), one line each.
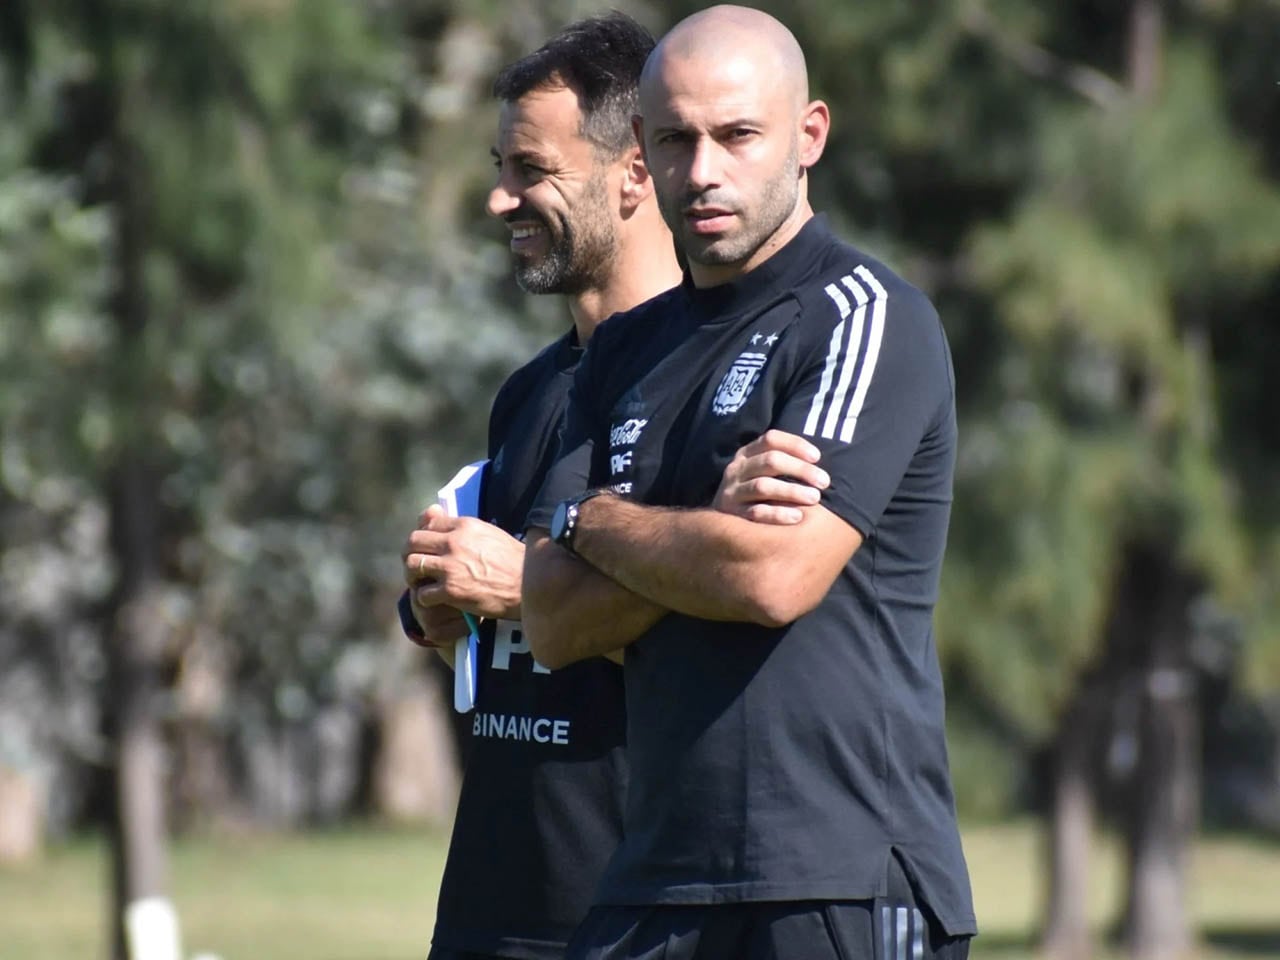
960 3 1127 109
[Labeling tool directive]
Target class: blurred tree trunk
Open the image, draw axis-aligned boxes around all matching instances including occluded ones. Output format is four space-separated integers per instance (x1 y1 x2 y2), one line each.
1123 661 1198 960
1128 0 1163 100
0 767 44 864
173 633 237 829
1111 544 1200 960
1043 686 1100 960
1116 547 1203 960
372 636 460 826
1115 6 1201 958
105 573 172 960
98 11 175 954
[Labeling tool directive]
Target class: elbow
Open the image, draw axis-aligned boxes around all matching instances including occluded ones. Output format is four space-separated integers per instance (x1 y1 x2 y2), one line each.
521 581 568 668
739 567 825 628
743 594 806 629
524 615 573 670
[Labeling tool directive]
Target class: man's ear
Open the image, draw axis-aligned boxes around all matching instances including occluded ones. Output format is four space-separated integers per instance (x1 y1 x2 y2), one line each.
618 144 653 214
631 114 647 163
797 99 830 171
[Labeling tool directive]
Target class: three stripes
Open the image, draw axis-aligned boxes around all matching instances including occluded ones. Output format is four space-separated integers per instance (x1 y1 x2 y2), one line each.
882 905 927 960
802 265 888 444
805 269 933 960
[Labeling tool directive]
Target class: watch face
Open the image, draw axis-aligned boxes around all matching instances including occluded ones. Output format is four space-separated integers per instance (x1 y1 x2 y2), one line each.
550 500 569 542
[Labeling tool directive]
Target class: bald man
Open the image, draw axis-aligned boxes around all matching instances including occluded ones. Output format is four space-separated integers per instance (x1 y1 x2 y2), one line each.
521 6 976 960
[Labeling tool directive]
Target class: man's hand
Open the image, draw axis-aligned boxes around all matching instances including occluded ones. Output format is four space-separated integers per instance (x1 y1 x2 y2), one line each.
714 429 829 525
408 597 470 651
403 504 524 620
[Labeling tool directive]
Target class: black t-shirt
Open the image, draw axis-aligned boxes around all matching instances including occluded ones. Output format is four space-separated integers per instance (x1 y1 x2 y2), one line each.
528 217 976 936
432 331 628 960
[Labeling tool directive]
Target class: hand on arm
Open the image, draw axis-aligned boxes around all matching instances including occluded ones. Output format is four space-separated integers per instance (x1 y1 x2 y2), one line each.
577 427 844 624
521 528 668 670
713 429 830 525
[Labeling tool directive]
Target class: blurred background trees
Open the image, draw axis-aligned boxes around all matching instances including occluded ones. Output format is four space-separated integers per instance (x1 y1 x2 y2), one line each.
0 2 1276 959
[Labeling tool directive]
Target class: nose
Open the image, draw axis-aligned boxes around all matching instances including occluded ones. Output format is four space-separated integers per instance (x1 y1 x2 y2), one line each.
486 171 520 219
686 136 721 193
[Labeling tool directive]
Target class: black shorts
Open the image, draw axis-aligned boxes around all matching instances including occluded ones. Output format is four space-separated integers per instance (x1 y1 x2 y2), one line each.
566 861 971 960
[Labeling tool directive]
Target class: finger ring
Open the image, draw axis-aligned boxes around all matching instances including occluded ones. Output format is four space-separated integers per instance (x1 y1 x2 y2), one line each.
416 554 428 574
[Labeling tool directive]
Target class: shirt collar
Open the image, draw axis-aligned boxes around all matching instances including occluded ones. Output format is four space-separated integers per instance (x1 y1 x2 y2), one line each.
681 214 832 319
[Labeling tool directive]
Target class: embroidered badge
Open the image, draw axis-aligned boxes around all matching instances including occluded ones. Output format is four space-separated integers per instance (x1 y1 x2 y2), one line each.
713 330 780 416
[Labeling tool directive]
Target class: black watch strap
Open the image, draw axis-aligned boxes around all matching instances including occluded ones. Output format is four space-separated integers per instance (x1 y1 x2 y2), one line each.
554 487 610 554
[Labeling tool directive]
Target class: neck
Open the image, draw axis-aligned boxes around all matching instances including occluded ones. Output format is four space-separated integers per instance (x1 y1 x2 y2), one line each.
567 210 681 345
689 201 815 289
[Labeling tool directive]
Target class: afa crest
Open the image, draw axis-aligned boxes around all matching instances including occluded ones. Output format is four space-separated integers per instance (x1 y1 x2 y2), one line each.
712 351 768 416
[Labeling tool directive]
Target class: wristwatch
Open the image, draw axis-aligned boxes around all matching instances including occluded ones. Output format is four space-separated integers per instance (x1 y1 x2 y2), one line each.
550 488 610 555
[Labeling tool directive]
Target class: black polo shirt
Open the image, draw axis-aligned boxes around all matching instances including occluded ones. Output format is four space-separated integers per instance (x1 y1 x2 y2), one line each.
430 331 628 960
528 217 976 937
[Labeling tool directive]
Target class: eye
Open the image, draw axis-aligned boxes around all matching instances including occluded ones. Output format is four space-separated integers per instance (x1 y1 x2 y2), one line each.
727 128 756 142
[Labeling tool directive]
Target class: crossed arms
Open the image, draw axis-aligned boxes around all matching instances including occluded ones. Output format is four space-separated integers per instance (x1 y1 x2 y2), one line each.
521 432 863 669
401 431 855 669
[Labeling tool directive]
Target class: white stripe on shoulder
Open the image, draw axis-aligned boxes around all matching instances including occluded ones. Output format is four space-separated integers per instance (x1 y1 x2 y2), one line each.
839 265 889 443
802 279 852 436
821 274 869 439
802 267 889 443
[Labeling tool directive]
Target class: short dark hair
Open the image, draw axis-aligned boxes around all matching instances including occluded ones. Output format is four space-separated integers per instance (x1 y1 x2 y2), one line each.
493 11 654 157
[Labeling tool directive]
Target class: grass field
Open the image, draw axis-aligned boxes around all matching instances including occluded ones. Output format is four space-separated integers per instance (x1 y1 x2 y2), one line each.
0 822 1276 960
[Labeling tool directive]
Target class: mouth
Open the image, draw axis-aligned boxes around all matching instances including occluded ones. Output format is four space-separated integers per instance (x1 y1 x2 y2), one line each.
506 220 548 253
684 207 734 236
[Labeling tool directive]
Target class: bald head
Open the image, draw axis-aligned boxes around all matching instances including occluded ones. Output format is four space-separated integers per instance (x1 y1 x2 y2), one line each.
641 5 809 110
634 5 828 287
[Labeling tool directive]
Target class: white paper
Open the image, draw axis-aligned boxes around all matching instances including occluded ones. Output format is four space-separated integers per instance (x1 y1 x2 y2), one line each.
437 460 488 712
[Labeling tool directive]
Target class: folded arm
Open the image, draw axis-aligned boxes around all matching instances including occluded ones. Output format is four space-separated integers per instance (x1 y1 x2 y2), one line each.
522 429 834 667
522 529 667 669
570 493 861 629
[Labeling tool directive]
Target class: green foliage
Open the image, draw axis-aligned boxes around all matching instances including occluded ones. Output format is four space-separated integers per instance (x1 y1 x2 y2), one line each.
0 0 567 824
0 0 1277 830
962 36 1280 721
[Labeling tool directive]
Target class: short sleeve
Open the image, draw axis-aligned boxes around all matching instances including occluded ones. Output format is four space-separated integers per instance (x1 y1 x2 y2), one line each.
524 358 598 531
773 266 954 537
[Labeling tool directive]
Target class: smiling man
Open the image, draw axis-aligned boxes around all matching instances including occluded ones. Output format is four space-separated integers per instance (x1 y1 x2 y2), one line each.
522 6 977 960
396 14 679 960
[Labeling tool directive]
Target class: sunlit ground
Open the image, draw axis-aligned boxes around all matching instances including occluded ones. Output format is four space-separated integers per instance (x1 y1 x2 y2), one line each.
961 824 1280 958
1 822 1276 960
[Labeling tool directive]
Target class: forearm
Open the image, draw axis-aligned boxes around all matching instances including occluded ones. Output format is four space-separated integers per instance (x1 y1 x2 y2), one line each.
572 496 843 628
522 529 667 669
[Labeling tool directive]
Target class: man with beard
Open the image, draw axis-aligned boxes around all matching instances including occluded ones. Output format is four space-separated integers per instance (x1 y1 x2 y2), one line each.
397 12 828 960
397 15 678 960
522 6 976 960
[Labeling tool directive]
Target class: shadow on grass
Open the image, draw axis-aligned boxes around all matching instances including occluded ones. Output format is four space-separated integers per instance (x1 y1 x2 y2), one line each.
1204 925 1280 956
967 926 1280 958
